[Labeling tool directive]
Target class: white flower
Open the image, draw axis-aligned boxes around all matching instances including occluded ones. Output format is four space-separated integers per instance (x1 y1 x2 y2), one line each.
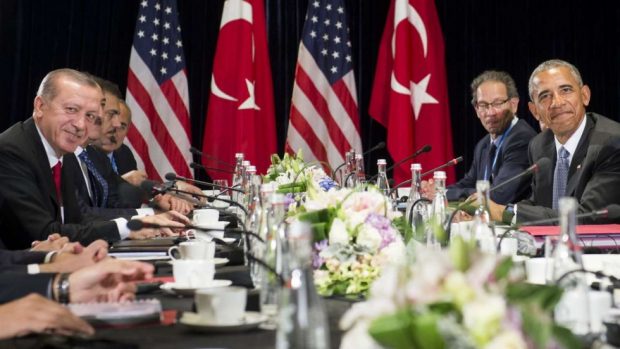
463 294 506 346
329 218 350 245
376 239 407 266
356 225 382 252
313 269 330 288
484 330 527 349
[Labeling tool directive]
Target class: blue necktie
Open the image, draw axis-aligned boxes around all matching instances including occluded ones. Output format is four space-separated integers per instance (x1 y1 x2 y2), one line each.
552 147 570 210
78 151 109 208
109 153 119 174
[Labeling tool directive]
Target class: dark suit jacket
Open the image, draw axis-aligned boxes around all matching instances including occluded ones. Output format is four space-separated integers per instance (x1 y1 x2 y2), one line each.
447 118 537 204
517 113 620 223
0 273 53 303
64 150 139 220
89 146 145 208
114 143 138 175
0 118 121 249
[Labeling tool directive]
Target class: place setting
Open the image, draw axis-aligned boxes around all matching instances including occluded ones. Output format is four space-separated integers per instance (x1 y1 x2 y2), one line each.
178 286 267 333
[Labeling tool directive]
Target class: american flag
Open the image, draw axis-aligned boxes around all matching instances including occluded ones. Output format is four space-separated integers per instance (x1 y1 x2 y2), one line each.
125 0 193 181
286 0 362 171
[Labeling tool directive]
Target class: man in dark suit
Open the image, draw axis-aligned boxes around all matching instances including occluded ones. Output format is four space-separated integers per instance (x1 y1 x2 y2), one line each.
422 71 537 204
0 69 187 249
491 60 620 223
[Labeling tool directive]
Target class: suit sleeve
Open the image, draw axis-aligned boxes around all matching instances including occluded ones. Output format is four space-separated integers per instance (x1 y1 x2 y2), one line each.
0 273 53 303
0 147 121 247
488 133 533 205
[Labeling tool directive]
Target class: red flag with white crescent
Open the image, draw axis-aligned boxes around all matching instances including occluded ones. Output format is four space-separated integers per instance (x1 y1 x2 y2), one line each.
202 0 277 179
369 0 455 184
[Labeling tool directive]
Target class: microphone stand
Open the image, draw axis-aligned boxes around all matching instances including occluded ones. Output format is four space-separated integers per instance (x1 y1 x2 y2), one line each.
189 147 236 169
166 173 245 193
190 162 236 174
331 142 386 179
367 145 431 182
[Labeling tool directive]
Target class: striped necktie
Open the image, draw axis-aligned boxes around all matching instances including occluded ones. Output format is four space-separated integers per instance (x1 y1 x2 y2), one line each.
78 151 109 208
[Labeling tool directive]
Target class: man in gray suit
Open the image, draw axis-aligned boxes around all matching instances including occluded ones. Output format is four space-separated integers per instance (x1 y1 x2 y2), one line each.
490 59 620 224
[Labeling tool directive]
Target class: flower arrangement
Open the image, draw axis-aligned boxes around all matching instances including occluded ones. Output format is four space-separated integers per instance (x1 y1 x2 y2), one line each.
289 186 410 297
264 150 337 193
339 238 579 349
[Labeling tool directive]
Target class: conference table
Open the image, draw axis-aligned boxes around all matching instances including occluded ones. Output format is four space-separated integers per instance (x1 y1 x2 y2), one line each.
4 262 351 349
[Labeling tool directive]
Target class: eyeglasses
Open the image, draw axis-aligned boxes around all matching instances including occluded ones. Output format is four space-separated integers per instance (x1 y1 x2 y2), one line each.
474 98 511 112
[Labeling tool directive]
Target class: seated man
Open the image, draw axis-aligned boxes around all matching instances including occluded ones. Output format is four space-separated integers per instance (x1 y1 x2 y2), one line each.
423 71 536 204
490 59 620 224
0 68 188 249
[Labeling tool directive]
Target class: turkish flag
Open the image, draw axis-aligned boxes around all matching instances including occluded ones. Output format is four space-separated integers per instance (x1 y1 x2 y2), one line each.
202 0 277 179
369 0 455 184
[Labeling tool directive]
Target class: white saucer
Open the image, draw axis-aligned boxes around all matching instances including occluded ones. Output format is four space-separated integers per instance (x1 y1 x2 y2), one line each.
179 311 267 332
167 258 229 266
219 237 236 244
160 279 232 296
194 221 230 230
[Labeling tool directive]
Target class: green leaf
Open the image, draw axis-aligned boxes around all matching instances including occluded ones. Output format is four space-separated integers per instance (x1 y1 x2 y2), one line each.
271 153 281 165
449 236 471 272
392 216 414 243
520 305 552 348
368 310 417 349
506 283 564 311
551 325 581 349
410 313 445 349
494 256 513 281
310 223 327 242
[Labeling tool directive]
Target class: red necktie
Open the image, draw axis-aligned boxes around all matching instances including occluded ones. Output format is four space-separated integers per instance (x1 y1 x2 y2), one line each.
51 162 62 203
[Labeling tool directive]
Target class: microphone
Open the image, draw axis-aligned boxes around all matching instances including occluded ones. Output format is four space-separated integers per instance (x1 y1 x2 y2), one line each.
161 184 250 217
421 156 463 178
140 180 176 197
164 173 244 193
444 158 550 241
189 147 235 169
331 142 386 178
489 157 551 194
387 156 463 197
369 144 432 181
127 219 282 285
190 162 235 174
126 220 263 244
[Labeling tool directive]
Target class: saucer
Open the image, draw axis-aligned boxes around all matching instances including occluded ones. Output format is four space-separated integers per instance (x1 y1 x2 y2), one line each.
160 280 232 296
166 257 229 266
219 237 236 244
193 221 230 231
179 311 267 332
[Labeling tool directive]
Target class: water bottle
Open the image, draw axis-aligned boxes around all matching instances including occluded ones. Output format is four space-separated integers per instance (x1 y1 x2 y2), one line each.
375 159 390 197
276 221 330 349
472 180 496 253
231 153 244 203
428 171 447 248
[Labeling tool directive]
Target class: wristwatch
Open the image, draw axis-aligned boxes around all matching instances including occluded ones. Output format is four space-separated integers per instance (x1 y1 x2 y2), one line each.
503 204 515 224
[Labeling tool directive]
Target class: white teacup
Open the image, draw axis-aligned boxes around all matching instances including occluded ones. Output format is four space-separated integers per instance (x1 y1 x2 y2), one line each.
168 241 215 260
172 259 215 288
212 195 231 208
193 209 219 225
525 257 548 284
195 286 247 324
499 237 518 257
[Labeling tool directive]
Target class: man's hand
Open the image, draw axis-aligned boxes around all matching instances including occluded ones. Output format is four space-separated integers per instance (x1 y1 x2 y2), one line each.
68 259 154 303
153 194 193 215
30 233 69 252
420 179 436 199
488 199 506 222
128 211 189 239
0 294 94 339
121 170 148 186
39 240 109 273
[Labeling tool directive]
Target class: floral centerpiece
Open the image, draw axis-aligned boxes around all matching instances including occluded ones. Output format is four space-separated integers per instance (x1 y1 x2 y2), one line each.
339 237 579 349
264 150 337 193
289 186 411 297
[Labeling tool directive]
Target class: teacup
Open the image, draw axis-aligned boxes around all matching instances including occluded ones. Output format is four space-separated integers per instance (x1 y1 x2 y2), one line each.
195 286 247 324
168 240 215 260
212 195 231 208
172 259 215 288
193 208 219 225
525 257 548 284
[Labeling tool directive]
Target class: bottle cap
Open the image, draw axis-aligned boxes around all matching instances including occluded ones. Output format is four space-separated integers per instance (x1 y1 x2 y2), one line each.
377 159 387 165
411 163 422 171
433 171 446 180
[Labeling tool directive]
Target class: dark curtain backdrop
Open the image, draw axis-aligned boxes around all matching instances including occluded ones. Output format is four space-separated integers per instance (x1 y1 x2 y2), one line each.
1 0 619 181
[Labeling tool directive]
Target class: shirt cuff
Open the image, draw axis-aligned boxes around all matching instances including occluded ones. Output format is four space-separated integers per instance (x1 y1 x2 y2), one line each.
114 218 130 240
27 264 41 274
44 251 57 264
136 208 155 216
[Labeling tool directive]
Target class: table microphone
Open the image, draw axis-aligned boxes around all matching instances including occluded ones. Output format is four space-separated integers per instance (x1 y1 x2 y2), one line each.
443 157 552 241
190 162 235 174
368 144 432 181
165 173 244 193
161 183 250 217
331 142 386 178
388 156 464 197
189 147 235 168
